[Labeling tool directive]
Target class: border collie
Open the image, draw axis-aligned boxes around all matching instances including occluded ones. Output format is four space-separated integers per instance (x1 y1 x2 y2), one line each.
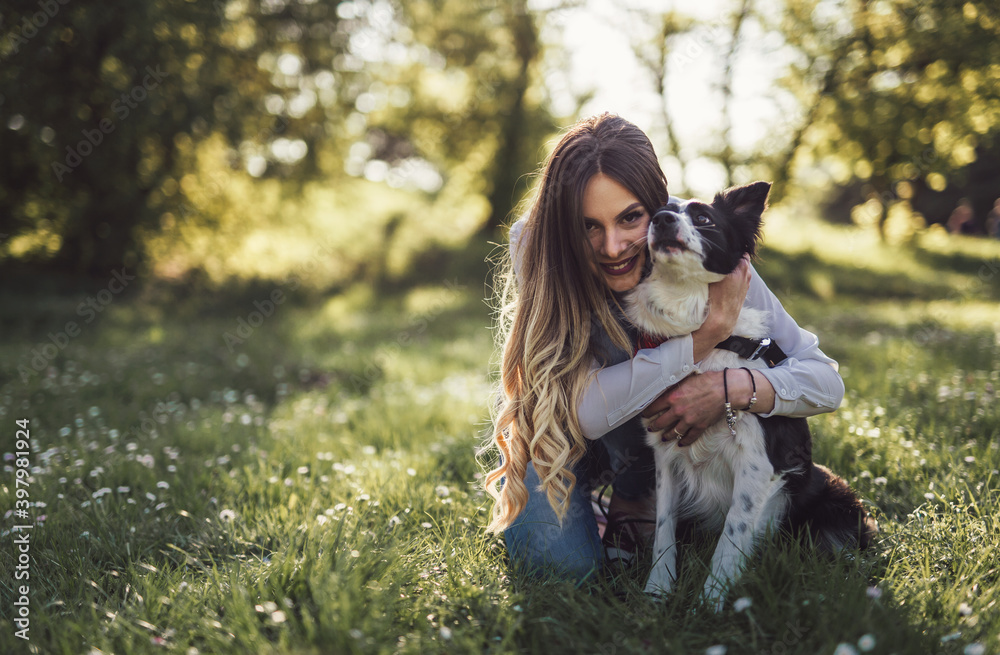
623 181 877 609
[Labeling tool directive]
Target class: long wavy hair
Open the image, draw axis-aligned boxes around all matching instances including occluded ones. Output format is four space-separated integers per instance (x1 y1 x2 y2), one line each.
484 113 669 532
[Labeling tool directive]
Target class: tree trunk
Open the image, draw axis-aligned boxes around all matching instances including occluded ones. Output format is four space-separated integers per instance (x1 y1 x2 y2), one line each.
481 1 538 236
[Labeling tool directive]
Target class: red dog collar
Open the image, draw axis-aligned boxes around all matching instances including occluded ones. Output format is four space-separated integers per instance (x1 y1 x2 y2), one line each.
635 332 669 355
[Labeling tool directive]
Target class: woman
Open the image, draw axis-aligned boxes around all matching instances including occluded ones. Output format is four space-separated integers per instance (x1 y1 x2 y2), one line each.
484 113 844 581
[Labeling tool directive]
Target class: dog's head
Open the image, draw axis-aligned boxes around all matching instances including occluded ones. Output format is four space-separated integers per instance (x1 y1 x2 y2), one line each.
646 181 771 280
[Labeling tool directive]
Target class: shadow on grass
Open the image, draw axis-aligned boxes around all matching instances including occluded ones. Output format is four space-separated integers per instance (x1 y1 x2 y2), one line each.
756 248 957 302
912 243 1000 284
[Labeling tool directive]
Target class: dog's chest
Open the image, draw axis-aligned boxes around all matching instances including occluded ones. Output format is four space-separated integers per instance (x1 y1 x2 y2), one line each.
634 285 775 524
650 424 760 525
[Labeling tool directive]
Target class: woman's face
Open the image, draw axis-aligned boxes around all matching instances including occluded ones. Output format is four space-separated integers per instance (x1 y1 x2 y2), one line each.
582 172 650 293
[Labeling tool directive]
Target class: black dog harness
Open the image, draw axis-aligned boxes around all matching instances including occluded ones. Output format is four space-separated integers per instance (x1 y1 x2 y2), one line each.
714 336 788 368
634 333 788 368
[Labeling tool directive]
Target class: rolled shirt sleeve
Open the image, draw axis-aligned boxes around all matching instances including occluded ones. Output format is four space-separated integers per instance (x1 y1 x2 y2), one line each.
575 265 844 439
507 217 843 441
577 335 696 440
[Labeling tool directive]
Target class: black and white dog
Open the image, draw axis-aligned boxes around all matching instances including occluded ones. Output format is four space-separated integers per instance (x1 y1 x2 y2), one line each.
624 181 877 609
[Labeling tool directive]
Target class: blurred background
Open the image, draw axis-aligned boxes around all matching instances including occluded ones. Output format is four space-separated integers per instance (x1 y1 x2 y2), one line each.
1 0 998 291
1 4 999 652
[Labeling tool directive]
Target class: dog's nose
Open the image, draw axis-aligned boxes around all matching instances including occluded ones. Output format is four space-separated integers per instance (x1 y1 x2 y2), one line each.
650 208 677 226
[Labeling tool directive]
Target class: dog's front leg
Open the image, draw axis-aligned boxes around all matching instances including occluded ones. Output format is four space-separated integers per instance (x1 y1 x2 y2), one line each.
644 448 678 597
702 450 773 611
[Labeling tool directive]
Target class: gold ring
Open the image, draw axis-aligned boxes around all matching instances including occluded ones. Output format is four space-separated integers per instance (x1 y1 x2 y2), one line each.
673 428 685 440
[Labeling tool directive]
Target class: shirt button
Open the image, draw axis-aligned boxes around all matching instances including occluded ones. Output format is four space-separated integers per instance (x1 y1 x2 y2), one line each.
780 388 788 395
682 365 691 372
669 376 677 383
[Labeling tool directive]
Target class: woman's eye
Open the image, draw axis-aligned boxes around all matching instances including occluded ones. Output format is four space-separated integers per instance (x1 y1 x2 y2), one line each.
622 210 644 224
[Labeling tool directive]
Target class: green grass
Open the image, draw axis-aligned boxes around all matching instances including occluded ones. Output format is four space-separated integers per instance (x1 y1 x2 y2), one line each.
1 216 999 654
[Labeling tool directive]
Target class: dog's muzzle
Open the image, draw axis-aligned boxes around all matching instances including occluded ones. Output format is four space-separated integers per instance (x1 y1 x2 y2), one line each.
649 209 688 252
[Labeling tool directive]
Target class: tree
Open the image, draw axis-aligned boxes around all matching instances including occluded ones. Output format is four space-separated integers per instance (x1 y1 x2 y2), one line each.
630 9 697 196
355 0 556 236
0 0 556 276
627 0 759 196
773 0 1000 235
0 0 367 274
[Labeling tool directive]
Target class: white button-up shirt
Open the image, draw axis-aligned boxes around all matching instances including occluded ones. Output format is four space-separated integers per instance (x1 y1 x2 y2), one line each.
509 218 845 440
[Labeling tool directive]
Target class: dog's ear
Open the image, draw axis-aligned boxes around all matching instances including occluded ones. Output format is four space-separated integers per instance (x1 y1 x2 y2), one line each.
714 181 770 257
718 181 771 218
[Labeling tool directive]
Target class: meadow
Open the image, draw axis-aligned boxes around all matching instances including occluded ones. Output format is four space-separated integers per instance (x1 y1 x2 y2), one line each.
1 209 999 655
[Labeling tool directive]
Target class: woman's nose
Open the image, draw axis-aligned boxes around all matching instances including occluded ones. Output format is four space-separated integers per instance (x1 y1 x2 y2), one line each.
602 228 628 259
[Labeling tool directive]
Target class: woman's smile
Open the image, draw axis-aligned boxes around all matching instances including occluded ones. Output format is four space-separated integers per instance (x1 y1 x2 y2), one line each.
599 252 641 276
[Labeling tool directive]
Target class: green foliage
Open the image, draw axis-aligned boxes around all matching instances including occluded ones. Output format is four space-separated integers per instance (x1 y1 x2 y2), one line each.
0 0 360 272
372 0 555 233
0 0 555 276
776 0 1000 231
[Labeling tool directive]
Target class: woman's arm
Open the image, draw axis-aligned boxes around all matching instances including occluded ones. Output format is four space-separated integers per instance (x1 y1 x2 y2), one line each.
577 334 698 440
510 217 702 440
576 259 750 440
642 264 844 444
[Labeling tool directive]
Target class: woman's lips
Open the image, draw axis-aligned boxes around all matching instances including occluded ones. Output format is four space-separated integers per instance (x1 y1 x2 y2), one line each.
599 253 639 276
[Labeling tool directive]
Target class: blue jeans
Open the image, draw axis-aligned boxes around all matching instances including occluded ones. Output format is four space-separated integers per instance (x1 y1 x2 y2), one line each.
503 418 654 582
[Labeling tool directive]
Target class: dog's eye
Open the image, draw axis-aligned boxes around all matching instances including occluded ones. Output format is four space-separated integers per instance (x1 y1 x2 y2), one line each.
694 214 714 226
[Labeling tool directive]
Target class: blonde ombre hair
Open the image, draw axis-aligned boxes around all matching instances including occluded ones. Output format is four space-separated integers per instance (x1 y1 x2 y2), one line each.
484 114 669 532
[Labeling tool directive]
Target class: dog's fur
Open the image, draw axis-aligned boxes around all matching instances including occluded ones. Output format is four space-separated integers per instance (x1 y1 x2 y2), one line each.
623 181 877 609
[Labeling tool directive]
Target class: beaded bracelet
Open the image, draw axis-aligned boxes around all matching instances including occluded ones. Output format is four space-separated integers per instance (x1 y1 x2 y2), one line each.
723 368 737 436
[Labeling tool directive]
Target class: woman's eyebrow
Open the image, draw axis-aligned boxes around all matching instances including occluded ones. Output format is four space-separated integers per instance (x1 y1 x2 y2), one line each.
616 202 643 218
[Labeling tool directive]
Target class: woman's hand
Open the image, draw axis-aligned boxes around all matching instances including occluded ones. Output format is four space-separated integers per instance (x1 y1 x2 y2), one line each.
641 257 777 446
642 371 727 445
690 255 752 362
642 368 775 446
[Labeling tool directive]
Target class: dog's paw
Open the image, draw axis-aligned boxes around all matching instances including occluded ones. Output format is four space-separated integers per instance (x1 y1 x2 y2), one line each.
700 581 730 613
644 572 674 598
644 587 669 602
